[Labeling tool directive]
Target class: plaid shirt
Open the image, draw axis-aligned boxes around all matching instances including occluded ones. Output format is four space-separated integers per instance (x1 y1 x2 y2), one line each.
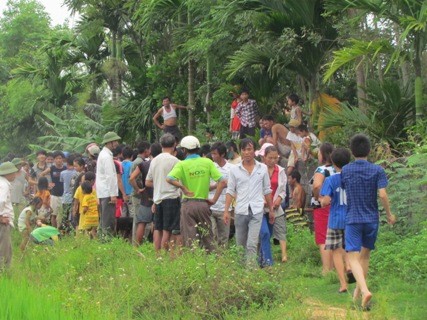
235 99 259 128
341 160 388 224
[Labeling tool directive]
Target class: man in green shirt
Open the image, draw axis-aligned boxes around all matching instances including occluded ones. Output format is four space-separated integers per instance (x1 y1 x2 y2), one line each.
167 135 226 252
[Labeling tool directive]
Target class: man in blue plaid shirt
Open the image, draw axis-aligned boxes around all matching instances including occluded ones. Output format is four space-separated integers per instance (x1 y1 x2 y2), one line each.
341 134 396 309
235 89 259 138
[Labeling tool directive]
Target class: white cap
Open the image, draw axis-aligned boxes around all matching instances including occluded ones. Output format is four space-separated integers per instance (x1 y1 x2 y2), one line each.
180 135 201 150
255 143 274 157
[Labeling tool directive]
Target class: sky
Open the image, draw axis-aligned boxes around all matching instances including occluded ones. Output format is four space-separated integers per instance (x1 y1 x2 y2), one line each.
0 0 78 27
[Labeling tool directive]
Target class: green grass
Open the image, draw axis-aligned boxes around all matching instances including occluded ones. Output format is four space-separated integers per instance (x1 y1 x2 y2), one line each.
1 224 425 319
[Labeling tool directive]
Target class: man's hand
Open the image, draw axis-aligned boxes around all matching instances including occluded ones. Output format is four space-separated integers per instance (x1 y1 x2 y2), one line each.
387 213 397 225
182 187 194 198
123 195 129 203
268 209 275 224
0 216 10 225
151 203 157 214
110 196 117 204
223 210 230 225
273 198 282 209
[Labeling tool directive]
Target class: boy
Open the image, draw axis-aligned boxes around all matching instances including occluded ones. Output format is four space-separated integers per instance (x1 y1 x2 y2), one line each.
80 181 99 238
320 148 353 293
341 134 396 308
60 156 76 231
288 170 305 209
73 172 96 232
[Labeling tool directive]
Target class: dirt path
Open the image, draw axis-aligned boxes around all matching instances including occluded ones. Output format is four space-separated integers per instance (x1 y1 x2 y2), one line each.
305 298 371 320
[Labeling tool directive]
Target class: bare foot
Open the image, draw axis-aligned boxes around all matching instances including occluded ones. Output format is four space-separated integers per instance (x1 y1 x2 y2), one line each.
361 291 372 309
353 287 361 302
281 256 288 263
338 287 348 293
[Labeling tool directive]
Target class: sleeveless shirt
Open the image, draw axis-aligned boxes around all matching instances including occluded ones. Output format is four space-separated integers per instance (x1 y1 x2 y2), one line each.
162 106 177 121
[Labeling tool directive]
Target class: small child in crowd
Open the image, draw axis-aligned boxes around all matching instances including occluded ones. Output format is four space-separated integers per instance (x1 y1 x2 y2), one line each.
73 171 96 232
79 181 98 238
35 177 51 222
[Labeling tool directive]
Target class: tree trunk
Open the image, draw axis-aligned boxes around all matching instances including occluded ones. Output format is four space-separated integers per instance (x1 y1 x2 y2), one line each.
205 53 212 124
188 59 196 133
413 35 424 120
111 31 118 107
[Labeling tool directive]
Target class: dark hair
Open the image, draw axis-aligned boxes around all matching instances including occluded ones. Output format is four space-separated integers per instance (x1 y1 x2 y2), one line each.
297 124 308 132
136 141 151 154
84 171 96 182
74 157 86 168
287 93 300 104
160 134 175 148
122 147 133 159
262 115 274 122
112 145 123 157
52 151 64 159
319 143 334 164
210 142 227 157
66 156 75 166
46 152 54 158
226 141 239 153
37 177 49 190
81 181 93 194
240 88 249 95
199 144 212 157
150 143 162 158
30 196 43 207
350 134 371 158
290 170 301 183
36 150 47 156
331 148 351 169
239 138 255 151
175 147 186 161
162 96 170 101
264 145 278 156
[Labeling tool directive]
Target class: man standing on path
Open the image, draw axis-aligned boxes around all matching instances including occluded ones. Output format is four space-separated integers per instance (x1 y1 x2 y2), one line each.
153 97 191 142
235 90 260 139
166 135 226 252
96 132 121 237
224 138 275 266
0 162 18 270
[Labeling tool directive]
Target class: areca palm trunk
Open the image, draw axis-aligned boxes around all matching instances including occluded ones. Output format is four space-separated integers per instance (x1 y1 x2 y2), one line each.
205 53 212 124
188 59 195 133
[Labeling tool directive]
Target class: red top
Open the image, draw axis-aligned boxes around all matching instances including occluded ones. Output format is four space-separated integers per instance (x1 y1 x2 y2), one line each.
269 165 279 197
231 99 241 131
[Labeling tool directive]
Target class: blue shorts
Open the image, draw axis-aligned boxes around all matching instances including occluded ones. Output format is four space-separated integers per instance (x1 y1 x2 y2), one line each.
345 223 379 252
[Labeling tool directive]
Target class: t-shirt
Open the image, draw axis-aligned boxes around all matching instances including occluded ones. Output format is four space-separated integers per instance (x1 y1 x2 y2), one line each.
74 186 84 214
18 206 37 232
137 160 153 207
80 192 99 229
60 168 76 204
341 160 388 224
114 160 123 199
31 226 60 242
11 170 27 204
167 154 223 200
286 132 303 156
146 153 180 204
260 128 272 139
35 189 51 208
209 162 234 212
121 160 133 196
310 165 335 207
320 173 347 229
50 165 66 196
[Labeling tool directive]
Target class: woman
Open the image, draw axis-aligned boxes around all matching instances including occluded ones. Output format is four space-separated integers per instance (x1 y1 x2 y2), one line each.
311 143 335 274
258 145 287 266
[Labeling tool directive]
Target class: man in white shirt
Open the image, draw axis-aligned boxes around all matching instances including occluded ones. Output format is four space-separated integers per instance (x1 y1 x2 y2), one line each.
0 162 18 269
209 142 232 246
96 131 121 236
224 138 275 266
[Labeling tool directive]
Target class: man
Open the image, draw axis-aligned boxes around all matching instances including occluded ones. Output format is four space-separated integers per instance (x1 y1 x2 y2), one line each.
209 142 233 246
30 150 49 187
166 135 226 252
224 138 274 265
235 90 260 138
10 158 28 218
0 162 18 270
145 134 180 251
153 96 191 142
96 131 121 237
259 115 291 165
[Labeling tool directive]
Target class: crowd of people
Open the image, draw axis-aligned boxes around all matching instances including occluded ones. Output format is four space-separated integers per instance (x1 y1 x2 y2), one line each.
0 91 396 310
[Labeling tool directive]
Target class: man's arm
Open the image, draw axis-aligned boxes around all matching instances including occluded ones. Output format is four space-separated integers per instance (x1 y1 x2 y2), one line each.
171 103 189 110
223 193 234 225
166 177 194 197
117 173 127 202
40 167 51 177
379 188 396 224
153 108 163 129
208 179 227 205
129 166 143 193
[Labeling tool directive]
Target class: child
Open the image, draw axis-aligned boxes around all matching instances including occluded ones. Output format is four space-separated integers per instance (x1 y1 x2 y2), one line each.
296 124 321 161
30 219 60 245
60 156 76 231
286 93 303 127
79 181 99 238
73 171 96 232
18 197 43 251
286 120 304 175
341 134 396 308
320 148 354 293
35 177 51 222
288 170 306 209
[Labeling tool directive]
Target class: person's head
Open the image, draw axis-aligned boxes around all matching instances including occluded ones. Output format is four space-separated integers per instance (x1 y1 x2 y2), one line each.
262 115 275 130
199 144 211 157
0 162 18 182
174 147 186 160
318 143 334 165
160 133 176 149
122 146 133 160
287 93 299 106
239 138 256 162
289 170 301 186
263 146 279 168
331 148 351 170
162 96 171 106
226 141 239 159
136 141 151 157
102 131 121 150
66 155 75 168
350 134 371 158
150 143 162 158
37 176 49 191
51 151 65 168
36 150 47 163
288 119 299 133
205 128 215 139
180 135 200 155
30 196 43 210
210 142 227 164
81 181 93 195
73 157 86 173
46 152 54 166
255 142 273 158
296 124 309 138
240 89 249 101
84 171 96 185
86 143 100 159
11 158 25 170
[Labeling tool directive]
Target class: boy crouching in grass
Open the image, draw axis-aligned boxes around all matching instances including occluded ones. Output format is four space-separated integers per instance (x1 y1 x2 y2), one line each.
320 148 354 293
341 134 396 309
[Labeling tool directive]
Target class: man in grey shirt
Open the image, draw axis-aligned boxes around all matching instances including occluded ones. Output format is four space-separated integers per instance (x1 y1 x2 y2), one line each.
224 138 275 266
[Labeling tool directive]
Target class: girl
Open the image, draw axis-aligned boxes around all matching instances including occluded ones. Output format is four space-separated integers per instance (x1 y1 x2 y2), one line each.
18 197 43 251
35 177 51 222
79 181 98 238
259 145 288 266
